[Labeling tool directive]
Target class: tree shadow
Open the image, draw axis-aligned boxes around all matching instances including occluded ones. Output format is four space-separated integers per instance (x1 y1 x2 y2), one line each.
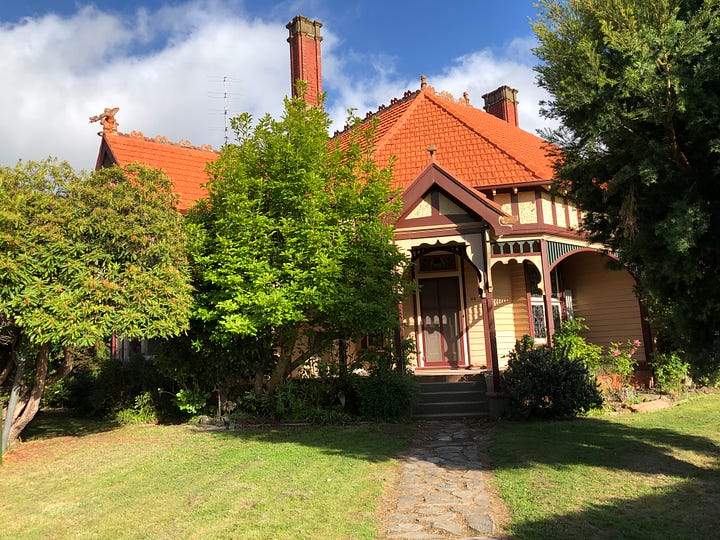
488 416 720 539
194 421 416 463
21 409 120 440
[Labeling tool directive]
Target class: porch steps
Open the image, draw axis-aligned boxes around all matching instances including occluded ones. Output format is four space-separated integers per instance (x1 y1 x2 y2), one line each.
413 379 489 419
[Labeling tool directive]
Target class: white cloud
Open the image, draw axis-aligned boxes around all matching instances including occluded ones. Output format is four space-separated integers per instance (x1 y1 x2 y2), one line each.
0 3 557 172
323 34 558 138
0 3 289 171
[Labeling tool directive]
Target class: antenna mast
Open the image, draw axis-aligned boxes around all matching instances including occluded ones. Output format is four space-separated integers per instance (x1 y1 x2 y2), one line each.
223 76 229 146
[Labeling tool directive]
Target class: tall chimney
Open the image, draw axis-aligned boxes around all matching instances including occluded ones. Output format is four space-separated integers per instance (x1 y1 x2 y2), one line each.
286 15 323 107
482 86 519 127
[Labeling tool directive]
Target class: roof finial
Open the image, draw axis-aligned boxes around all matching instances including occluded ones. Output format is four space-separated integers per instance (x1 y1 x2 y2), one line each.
420 74 427 90
427 145 437 160
89 107 120 136
462 91 470 104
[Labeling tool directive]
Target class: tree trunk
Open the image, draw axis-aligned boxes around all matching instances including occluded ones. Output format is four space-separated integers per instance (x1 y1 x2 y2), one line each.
1 351 25 456
338 339 348 376
0 354 13 386
7 344 51 448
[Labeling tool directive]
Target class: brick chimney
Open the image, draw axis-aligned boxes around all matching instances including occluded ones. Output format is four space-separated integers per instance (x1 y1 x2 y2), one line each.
482 86 519 127
286 15 323 107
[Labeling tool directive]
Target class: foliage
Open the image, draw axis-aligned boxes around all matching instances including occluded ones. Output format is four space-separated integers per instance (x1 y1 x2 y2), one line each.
0 159 192 452
115 391 158 425
651 351 690 394
533 0 720 376
503 335 603 419
87 355 177 419
353 370 419 422
184 95 408 397
174 387 210 415
553 318 602 370
599 339 640 383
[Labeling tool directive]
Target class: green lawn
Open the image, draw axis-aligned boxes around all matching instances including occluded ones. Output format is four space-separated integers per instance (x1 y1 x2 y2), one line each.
489 393 720 539
1 413 412 539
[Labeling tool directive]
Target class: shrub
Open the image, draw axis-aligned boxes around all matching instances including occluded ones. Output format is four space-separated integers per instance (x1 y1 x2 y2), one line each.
553 318 602 370
175 388 210 415
600 340 640 383
354 370 419 421
271 378 351 424
651 351 690 394
503 336 603 419
115 391 158 424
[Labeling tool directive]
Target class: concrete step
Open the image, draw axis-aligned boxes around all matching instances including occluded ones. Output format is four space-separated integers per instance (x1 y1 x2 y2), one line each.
413 400 488 417
419 390 486 404
413 379 489 419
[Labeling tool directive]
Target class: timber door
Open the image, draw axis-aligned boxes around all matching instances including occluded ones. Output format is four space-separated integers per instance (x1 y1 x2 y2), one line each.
419 277 463 367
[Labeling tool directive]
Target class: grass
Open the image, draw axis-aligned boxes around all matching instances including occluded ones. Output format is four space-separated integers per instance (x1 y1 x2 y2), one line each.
1 411 412 539
489 393 720 539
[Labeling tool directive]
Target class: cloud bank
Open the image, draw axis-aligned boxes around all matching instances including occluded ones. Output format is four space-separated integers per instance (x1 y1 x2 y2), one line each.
0 2 556 171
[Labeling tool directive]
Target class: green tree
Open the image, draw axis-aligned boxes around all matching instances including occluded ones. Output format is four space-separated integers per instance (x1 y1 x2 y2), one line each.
0 160 192 453
533 0 720 375
185 96 408 398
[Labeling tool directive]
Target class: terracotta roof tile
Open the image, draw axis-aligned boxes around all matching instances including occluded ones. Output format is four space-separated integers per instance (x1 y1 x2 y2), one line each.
100 132 218 212
333 87 557 191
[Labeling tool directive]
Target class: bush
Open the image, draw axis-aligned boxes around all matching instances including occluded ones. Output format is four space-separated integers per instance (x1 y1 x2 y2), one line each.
503 335 603 419
600 340 640 383
651 351 690 394
353 370 419 421
115 391 158 424
271 378 351 424
553 318 602 370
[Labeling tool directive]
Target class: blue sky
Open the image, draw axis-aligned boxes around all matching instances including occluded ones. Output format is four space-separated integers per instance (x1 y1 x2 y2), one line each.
0 1 553 170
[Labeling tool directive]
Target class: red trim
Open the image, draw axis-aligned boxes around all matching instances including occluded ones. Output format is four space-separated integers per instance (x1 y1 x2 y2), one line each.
394 226 488 241
481 294 492 369
460 258 471 367
399 163 514 237
523 261 536 339
548 247 620 271
484 290 501 392
535 189 544 225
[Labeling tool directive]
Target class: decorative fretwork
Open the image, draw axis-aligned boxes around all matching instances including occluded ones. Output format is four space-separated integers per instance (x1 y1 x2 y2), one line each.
411 243 467 261
545 240 586 266
491 240 540 255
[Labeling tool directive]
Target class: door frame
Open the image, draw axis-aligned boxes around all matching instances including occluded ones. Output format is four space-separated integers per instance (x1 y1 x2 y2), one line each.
414 256 471 368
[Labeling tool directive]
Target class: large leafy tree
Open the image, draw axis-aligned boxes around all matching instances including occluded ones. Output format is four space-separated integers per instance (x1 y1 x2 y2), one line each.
533 0 720 374
0 160 192 453
186 96 408 397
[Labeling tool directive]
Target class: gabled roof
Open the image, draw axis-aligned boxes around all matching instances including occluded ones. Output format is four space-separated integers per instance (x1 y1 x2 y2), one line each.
95 132 219 212
334 86 557 191
397 162 514 237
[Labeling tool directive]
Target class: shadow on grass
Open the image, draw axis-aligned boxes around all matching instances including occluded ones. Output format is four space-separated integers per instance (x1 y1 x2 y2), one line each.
196 422 416 463
489 414 720 539
22 409 120 441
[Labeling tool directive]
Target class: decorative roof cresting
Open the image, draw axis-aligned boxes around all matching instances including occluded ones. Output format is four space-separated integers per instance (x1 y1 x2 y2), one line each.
89 107 120 135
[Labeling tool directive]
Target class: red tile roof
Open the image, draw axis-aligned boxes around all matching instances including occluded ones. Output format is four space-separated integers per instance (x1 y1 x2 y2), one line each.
335 86 557 191
97 132 219 212
96 85 557 212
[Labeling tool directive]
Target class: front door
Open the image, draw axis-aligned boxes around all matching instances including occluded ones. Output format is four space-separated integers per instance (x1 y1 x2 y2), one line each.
419 277 463 367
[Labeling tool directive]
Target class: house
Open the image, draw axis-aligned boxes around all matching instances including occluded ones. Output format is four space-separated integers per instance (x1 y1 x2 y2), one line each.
96 15 651 381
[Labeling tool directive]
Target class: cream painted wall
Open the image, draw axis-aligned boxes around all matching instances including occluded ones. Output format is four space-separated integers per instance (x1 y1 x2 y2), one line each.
560 252 645 361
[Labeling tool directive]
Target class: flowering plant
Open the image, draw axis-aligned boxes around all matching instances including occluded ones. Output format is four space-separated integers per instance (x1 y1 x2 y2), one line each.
602 339 640 383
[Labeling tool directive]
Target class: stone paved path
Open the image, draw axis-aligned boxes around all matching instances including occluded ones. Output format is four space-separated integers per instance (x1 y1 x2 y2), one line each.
381 420 505 539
